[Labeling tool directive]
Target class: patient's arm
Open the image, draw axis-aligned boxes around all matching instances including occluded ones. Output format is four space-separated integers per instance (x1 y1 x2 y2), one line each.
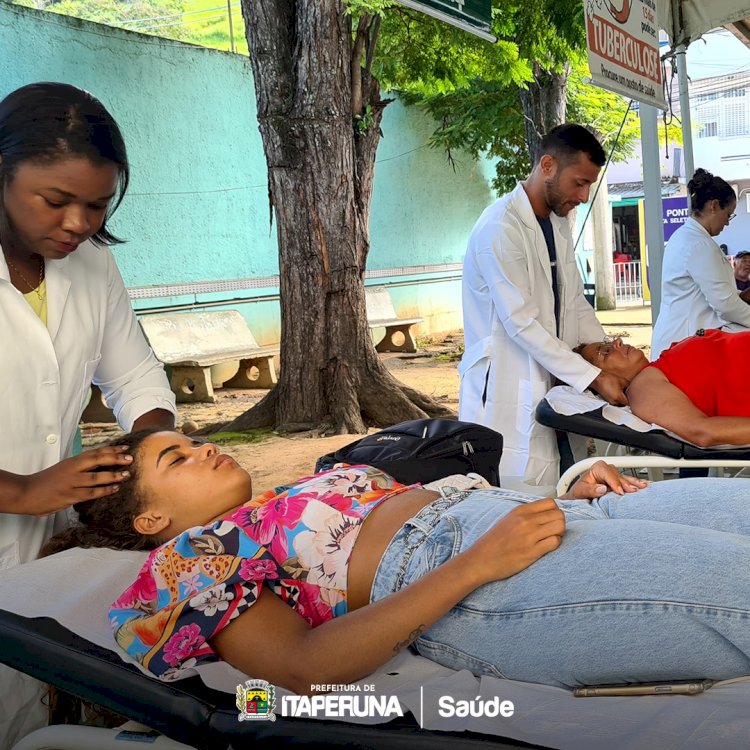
629 368 750 447
212 565 480 695
211 499 565 694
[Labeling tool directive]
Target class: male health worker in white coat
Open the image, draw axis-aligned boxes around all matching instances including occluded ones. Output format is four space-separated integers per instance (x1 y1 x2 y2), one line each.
459 125 626 490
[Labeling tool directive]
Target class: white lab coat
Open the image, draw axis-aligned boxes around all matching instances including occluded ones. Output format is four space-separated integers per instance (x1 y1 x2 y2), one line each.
0 240 176 568
651 217 750 360
0 242 175 750
458 183 604 488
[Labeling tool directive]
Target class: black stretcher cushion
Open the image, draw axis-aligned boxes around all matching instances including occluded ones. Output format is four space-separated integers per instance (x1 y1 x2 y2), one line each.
536 398 750 461
0 609 547 750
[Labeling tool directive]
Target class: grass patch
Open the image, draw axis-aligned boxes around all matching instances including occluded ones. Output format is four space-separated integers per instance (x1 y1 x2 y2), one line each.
432 352 462 363
431 342 464 363
211 428 275 445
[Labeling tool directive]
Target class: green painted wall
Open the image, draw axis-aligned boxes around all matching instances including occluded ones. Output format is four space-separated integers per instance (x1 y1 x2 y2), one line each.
0 2 496 341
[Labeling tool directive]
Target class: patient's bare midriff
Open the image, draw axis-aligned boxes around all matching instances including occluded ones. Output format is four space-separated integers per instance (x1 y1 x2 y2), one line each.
347 487 440 612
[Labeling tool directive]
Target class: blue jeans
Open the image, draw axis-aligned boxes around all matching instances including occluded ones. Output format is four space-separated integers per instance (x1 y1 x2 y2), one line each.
370 479 750 688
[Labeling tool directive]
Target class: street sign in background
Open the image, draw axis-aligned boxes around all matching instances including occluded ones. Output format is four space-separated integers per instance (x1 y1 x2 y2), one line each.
662 196 689 241
584 0 667 109
396 0 495 42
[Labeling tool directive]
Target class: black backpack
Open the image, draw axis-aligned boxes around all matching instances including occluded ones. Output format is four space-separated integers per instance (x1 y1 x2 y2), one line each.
314 419 503 486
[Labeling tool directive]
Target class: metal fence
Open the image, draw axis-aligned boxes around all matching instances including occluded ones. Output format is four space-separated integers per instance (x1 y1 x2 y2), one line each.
614 261 643 305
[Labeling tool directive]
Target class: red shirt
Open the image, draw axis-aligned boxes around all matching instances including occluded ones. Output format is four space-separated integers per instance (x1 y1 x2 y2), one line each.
647 329 750 417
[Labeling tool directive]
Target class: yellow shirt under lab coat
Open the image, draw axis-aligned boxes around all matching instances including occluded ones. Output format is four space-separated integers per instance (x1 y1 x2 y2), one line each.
0 241 176 567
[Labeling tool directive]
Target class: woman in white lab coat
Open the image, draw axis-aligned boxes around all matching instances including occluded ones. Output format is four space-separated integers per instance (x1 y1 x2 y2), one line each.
0 83 175 569
0 82 177 568
651 168 750 359
0 83 176 745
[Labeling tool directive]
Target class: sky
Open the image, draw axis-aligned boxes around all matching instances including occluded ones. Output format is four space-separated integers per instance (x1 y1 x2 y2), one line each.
686 28 750 79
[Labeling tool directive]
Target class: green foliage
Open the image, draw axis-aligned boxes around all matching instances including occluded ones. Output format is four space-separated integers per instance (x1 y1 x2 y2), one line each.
369 1 623 190
416 78 529 194
354 103 376 133
375 6 529 97
375 2 650 193
10 0 247 51
567 60 641 157
11 0 661 190
344 0 394 15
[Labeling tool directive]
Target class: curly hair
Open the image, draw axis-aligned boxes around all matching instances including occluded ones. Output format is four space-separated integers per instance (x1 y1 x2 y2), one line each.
39 430 160 558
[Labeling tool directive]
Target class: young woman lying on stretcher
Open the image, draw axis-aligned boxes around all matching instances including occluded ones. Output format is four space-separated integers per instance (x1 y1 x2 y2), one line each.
577 328 750 447
42 429 750 694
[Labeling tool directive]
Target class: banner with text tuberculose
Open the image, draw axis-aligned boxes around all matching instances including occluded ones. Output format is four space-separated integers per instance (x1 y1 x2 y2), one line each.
584 0 666 110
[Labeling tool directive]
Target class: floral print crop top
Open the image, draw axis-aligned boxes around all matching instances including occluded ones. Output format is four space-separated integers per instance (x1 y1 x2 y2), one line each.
109 465 414 681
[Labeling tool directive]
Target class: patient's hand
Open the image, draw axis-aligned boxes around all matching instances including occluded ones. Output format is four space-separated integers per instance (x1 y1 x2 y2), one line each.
561 460 648 500
591 371 628 406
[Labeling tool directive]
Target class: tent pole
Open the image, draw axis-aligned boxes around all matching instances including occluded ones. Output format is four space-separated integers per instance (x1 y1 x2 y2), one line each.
675 44 695 179
639 104 665 324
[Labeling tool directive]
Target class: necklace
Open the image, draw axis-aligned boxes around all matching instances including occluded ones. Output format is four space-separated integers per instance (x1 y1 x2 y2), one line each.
5 255 45 301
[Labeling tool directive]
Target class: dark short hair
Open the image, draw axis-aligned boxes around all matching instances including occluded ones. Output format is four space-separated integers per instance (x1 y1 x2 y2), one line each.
688 168 735 213
539 124 606 168
0 82 129 245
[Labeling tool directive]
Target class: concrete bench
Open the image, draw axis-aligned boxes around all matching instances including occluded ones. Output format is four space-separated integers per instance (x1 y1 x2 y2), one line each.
366 286 423 353
140 310 278 403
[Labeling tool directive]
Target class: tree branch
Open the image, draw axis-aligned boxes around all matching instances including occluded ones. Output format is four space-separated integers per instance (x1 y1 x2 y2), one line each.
351 13 372 116
365 14 381 74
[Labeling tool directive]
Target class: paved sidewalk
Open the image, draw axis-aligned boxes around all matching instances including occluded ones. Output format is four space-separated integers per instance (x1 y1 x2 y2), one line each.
596 305 653 326
595 304 653 353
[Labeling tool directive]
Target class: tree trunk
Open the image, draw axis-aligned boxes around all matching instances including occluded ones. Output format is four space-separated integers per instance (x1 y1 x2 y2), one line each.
518 62 569 164
591 177 616 310
225 0 453 435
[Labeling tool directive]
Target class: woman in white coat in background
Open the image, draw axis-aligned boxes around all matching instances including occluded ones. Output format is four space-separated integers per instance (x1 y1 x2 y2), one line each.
0 82 176 746
651 168 750 360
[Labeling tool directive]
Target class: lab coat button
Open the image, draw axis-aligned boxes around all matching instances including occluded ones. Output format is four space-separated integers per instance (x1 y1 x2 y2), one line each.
46 434 58 444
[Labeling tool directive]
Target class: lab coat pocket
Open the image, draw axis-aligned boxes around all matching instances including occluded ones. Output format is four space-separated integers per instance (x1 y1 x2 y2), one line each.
458 337 493 421
78 356 102 416
516 379 547 438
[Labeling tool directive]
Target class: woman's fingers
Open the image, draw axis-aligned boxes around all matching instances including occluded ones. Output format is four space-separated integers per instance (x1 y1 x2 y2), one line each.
73 445 134 470
474 501 566 581
75 468 131 488
523 498 559 513
620 474 649 492
532 533 563 557
511 503 565 543
573 461 649 497
74 483 125 501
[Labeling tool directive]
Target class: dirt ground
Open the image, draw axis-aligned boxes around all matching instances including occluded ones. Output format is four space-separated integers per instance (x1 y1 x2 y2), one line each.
81 320 650 493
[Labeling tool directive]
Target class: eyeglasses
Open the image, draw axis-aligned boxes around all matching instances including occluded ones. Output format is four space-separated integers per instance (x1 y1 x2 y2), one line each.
729 212 737 221
596 335 619 360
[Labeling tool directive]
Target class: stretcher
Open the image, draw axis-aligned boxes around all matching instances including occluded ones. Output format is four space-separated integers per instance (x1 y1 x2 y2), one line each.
536 392 750 495
5 520 750 750
0 608 535 750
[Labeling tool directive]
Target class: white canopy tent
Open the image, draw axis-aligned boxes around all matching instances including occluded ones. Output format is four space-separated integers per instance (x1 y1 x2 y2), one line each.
640 1 750 321
659 0 750 46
